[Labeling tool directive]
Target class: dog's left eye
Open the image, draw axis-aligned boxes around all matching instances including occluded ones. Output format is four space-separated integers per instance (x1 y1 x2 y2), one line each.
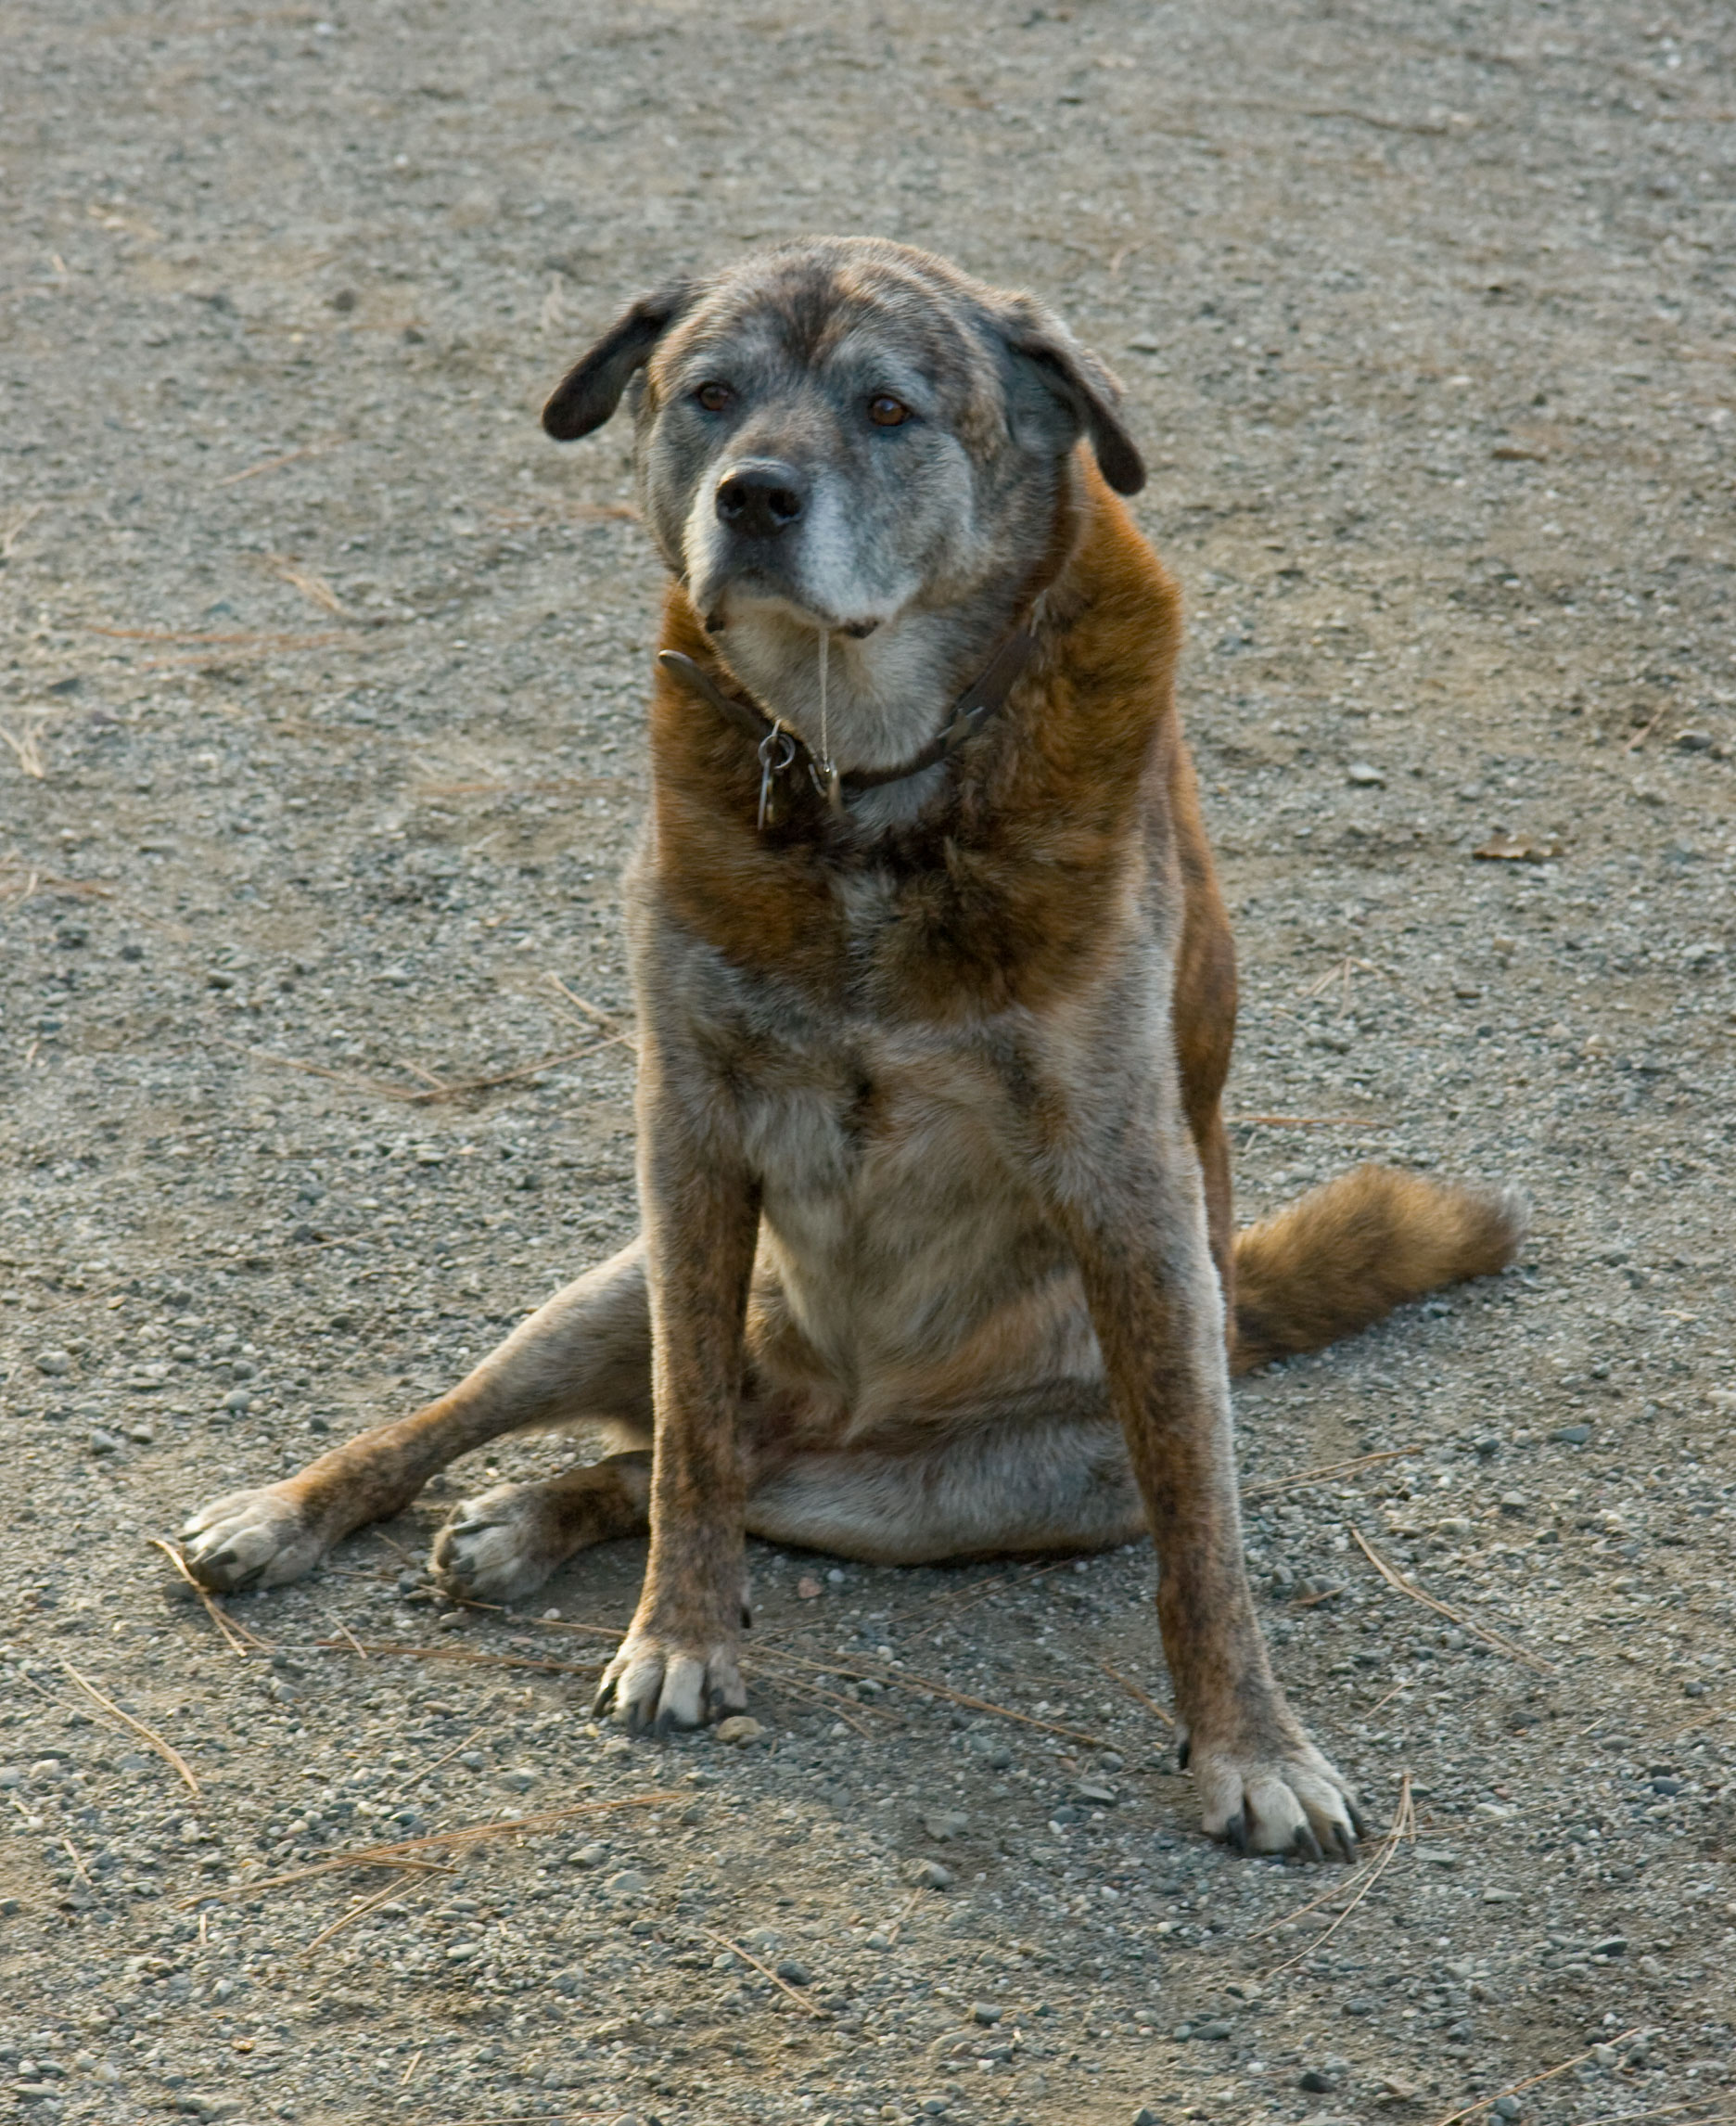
867 394 912 428
695 381 734 414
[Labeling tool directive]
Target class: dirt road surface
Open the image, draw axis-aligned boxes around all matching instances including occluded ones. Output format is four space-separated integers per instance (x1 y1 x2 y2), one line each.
3 2 1733 2122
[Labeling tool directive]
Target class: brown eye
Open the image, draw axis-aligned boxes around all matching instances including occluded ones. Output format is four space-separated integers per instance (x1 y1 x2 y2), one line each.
868 393 911 428
695 381 733 413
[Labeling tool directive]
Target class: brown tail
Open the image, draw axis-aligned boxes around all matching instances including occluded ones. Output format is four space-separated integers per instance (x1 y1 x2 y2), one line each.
1231 1163 1526 1375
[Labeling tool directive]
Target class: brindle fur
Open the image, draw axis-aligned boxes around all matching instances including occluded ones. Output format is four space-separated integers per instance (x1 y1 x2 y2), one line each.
182 238 1523 1859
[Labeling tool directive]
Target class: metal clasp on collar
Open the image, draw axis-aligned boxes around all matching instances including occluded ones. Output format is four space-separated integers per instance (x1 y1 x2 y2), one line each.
757 722 798 831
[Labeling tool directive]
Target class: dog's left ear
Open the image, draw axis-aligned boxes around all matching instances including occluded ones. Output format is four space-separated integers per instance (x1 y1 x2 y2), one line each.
542 278 694 442
1000 302 1146 496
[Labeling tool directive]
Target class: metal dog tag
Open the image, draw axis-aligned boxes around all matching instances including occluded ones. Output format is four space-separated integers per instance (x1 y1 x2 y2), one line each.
757 724 798 831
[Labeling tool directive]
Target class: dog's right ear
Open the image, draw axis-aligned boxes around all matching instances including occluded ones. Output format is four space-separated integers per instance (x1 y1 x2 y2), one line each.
542 280 694 442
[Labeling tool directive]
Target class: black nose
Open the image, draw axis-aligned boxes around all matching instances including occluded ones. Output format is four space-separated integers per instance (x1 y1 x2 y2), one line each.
715 461 807 540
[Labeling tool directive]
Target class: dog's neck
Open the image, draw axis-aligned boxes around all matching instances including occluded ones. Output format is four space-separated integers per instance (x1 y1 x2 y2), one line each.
705 586 1025 780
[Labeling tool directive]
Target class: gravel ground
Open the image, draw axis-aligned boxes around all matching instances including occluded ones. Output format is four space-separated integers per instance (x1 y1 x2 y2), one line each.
3 2 1734 2122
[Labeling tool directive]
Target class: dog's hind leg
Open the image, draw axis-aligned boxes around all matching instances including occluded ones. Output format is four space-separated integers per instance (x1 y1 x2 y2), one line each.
744 1406 1146 1566
179 1241 651 1592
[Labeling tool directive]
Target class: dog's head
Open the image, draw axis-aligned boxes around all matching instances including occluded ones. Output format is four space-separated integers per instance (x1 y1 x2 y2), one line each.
542 237 1143 640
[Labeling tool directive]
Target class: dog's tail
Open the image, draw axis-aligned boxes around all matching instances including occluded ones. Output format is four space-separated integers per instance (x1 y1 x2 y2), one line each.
1230 1164 1526 1375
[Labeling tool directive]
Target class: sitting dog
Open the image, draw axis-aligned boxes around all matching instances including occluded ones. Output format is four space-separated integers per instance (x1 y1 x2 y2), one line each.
182 238 1521 1858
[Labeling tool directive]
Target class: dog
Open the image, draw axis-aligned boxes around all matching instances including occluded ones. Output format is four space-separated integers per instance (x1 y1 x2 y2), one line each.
181 237 1522 1859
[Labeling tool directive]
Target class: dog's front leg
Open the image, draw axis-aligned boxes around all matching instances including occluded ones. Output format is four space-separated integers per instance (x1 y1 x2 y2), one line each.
594 1043 760 1735
1043 1106 1365 1860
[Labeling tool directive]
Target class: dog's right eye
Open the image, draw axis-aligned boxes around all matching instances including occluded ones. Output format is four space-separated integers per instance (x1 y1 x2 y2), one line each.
694 381 734 414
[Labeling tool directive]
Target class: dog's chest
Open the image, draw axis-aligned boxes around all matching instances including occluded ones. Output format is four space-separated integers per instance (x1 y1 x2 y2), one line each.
737 1014 1020 1232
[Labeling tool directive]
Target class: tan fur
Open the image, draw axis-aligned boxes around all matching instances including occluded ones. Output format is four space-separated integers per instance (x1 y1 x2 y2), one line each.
1232 1166 1525 1375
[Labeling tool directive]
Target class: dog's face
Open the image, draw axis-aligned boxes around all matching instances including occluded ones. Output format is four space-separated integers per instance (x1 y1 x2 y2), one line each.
543 238 1143 642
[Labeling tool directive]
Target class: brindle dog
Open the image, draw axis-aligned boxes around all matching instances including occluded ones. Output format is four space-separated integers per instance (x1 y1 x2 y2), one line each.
181 238 1522 1859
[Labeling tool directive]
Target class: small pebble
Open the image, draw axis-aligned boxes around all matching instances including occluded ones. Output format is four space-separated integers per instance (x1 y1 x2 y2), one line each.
970 2001 1002 2025
922 1807 969 1841
1347 761 1385 785
715 1715 765 1746
775 1958 811 1985
34 1350 72 1377
604 1868 648 1898
903 1858 953 1890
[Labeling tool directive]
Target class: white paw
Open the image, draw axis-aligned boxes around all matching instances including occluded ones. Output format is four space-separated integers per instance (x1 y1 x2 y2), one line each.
594 1625 747 1735
429 1483 565 1605
1184 1731 1365 1860
178 1488 326 1592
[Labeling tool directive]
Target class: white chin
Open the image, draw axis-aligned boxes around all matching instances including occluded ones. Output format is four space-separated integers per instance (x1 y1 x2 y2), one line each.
708 582 885 636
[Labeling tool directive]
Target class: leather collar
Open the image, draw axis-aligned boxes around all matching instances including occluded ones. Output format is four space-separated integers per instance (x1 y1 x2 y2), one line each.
657 624 1037 826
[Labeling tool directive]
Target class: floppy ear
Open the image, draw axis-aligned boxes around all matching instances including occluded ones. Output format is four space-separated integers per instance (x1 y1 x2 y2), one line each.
542 279 694 442
1002 303 1146 496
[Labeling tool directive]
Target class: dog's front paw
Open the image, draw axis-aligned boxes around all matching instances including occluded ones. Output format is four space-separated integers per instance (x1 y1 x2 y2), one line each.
178 1488 327 1592
594 1618 747 1736
1181 1725 1365 1861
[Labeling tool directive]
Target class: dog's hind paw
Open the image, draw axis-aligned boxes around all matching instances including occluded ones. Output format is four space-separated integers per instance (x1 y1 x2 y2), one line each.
178 1488 327 1592
429 1483 566 1605
1185 1731 1365 1861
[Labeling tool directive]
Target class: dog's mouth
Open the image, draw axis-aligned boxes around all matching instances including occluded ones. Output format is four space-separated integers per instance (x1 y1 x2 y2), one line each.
697 573 883 641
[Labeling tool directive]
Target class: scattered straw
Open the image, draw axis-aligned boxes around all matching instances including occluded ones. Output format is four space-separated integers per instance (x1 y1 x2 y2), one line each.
60 1661 198 1794
1430 2025 1647 2126
747 1663 880 1737
267 552 348 617
313 1637 603 1679
1098 1659 1176 1726
0 717 49 779
1351 1528 1552 1673
1242 1445 1422 1500
761 1646 1107 1748
88 622 344 650
543 974 635 1046
1229 1113 1372 1128
1626 701 1670 751
381 1728 486 1808
194 1792 682 1903
1 502 45 558
221 1037 620 1105
700 1927 830 2020
300 1876 412 1958
216 438 343 487
1261 1772 1414 1980
149 1536 273 1656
